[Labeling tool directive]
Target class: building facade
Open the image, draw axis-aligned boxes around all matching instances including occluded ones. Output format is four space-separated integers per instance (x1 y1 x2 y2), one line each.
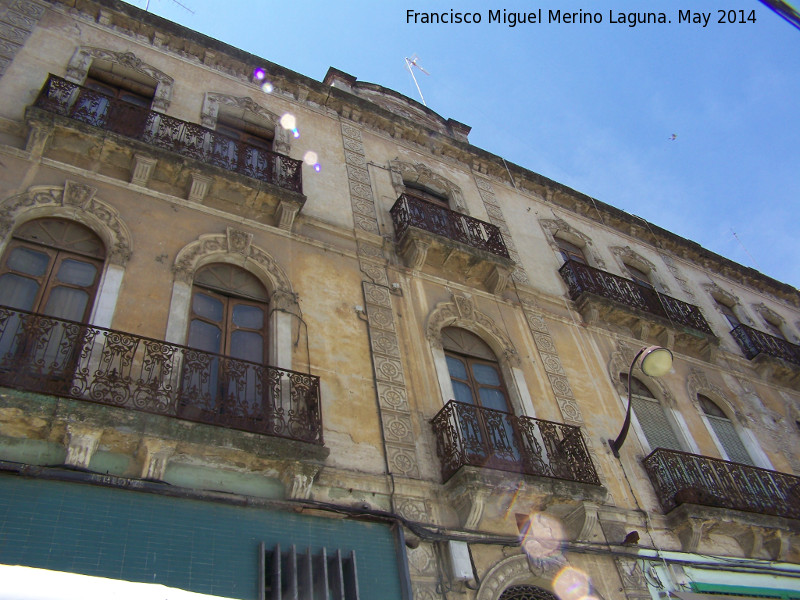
0 1 798 599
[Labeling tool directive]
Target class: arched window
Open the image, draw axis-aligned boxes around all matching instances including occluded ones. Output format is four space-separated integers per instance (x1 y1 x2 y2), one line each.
76 61 157 129
405 181 450 208
625 263 653 289
180 264 271 428
444 328 511 412
0 218 105 322
554 237 587 265
187 264 269 363
443 327 521 467
498 585 558 600
212 108 276 178
715 298 741 329
698 394 755 466
623 374 683 452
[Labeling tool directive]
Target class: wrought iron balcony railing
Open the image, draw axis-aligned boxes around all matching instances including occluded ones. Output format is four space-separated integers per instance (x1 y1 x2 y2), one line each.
644 448 800 520
559 259 714 335
730 323 800 367
32 74 303 194
390 193 511 258
0 305 322 444
431 400 600 485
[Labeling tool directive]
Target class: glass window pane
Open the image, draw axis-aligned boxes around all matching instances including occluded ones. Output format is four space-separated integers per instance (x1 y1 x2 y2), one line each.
232 304 264 329
446 355 468 380
188 319 222 354
472 363 501 386
0 273 40 310
230 330 263 363
7 246 50 276
43 286 89 321
478 387 510 413
452 380 475 405
192 292 224 322
55 259 97 287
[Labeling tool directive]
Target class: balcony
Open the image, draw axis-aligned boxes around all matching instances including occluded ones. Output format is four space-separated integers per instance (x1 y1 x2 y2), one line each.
644 448 800 521
431 400 600 485
559 259 717 357
0 305 323 445
390 194 515 293
730 324 800 388
27 75 304 227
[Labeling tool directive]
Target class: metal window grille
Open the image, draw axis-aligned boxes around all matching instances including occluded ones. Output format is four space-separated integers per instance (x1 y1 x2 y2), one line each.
260 543 359 600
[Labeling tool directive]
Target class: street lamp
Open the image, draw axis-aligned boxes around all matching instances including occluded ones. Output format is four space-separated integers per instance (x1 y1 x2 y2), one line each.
609 345 673 458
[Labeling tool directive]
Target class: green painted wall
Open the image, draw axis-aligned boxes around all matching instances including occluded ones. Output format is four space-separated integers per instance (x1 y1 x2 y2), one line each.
0 475 404 599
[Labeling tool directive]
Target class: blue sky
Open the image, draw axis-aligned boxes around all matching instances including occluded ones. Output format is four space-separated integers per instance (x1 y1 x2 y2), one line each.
132 0 799 289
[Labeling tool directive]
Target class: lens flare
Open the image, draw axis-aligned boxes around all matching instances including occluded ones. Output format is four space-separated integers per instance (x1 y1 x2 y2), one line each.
520 512 564 560
280 113 296 130
252 67 266 81
313 163 321 172
303 151 318 166
292 128 300 138
553 567 590 600
261 82 273 93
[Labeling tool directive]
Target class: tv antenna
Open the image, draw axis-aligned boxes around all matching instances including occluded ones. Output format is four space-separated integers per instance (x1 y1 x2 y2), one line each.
145 0 195 14
404 54 430 106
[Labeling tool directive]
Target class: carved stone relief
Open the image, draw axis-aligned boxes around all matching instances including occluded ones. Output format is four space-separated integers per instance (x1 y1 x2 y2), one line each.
539 217 606 269
389 159 468 213
426 294 520 368
0 182 133 265
172 227 294 303
476 554 563 600
660 252 696 299
752 302 787 328
65 47 174 112
687 369 743 423
342 121 421 481
610 246 670 294
614 557 651 600
703 282 755 326
522 308 584 426
474 177 529 285
200 93 292 154
0 0 45 79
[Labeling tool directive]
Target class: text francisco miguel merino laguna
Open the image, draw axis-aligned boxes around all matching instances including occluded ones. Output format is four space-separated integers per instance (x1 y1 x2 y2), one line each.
406 9 751 27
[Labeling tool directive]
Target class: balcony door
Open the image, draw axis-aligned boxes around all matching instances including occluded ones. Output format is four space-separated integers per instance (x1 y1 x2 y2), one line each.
699 395 755 466
213 110 275 178
179 264 270 427
0 218 105 387
74 63 155 133
624 374 683 452
443 327 521 468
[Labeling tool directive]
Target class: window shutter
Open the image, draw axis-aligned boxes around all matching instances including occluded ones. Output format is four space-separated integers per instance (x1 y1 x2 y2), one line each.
707 415 754 466
631 395 682 451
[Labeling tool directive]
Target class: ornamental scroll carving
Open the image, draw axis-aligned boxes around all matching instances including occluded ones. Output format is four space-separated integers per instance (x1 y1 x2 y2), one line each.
172 227 294 302
611 245 670 293
476 554 563 600
426 293 520 368
0 182 132 265
200 93 292 154
65 47 173 112
389 160 468 213
687 369 745 424
539 217 605 269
